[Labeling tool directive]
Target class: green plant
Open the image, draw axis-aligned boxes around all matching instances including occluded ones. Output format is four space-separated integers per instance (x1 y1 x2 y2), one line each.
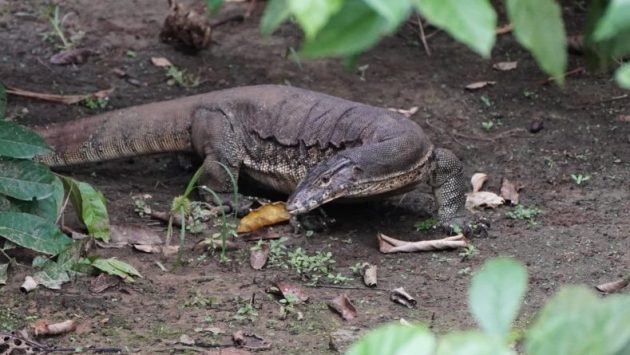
43 5 84 50
414 217 437 231
0 84 141 288
205 0 630 88
506 205 541 221
166 66 201 88
482 120 494 131
348 257 630 355
459 244 478 260
233 298 258 322
480 95 493 107
80 97 109 110
571 173 591 185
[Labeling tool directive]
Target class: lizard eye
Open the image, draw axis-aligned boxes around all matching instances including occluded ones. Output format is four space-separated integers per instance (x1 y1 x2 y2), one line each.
319 176 331 186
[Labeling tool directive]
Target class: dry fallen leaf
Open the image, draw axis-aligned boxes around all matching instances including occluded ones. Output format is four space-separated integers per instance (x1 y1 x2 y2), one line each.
466 191 505 210
496 24 513 35
464 81 496 91
50 48 95 65
20 276 38 292
237 202 291 233
231 331 271 351
361 263 378 287
595 277 629 293
151 56 173 67
617 115 630 123
89 273 120 293
328 294 357 321
32 319 77 336
388 106 419 118
5 86 113 105
492 61 518 71
105 224 164 248
471 173 488 193
275 281 309 304
390 287 417 308
378 233 468 253
250 244 270 270
500 178 520 205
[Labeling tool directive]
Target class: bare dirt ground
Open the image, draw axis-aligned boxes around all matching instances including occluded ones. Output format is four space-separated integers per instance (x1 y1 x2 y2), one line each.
0 0 628 354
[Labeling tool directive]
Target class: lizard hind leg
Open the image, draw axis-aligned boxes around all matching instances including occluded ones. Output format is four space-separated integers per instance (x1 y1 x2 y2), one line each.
429 148 489 237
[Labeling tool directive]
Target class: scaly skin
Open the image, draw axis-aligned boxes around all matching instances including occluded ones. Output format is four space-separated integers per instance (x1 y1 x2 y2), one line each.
34 85 478 232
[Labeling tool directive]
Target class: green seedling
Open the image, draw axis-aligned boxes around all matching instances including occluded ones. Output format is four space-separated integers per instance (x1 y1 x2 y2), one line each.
481 120 494 131
414 218 437 231
80 97 108 110
43 5 84 50
571 174 590 185
480 95 492 107
506 205 541 227
233 298 258 322
459 244 478 260
166 66 201 88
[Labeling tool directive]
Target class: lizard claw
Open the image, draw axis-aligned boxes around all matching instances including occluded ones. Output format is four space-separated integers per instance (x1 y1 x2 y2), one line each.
442 216 490 238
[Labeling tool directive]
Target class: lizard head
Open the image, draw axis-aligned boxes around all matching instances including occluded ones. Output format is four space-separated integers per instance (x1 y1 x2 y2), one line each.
286 156 362 215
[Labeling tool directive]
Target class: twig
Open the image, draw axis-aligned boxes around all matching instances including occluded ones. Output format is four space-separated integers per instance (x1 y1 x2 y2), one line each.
540 66 586 85
567 94 629 109
306 284 388 292
416 14 431 56
424 119 466 147
5 86 113 104
452 128 527 143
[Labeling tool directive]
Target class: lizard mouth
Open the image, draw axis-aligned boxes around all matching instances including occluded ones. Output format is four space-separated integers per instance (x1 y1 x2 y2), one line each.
286 193 338 215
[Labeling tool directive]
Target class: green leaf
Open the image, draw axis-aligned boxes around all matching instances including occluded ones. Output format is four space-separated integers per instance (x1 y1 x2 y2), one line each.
412 0 496 57
90 257 142 282
593 0 630 41
34 264 70 289
0 83 6 120
63 177 110 242
525 286 630 355
0 157 55 201
8 175 64 222
0 212 72 255
436 331 515 355
260 0 291 36
615 63 630 89
300 1 390 58
347 323 436 355
469 258 527 339
206 0 224 14
289 0 343 39
0 121 51 159
362 0 413 30
505 0 567 84
0 263 7 285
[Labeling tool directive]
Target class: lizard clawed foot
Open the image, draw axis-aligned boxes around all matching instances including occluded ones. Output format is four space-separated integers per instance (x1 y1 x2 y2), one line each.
442 216 490 238
289 208 336 234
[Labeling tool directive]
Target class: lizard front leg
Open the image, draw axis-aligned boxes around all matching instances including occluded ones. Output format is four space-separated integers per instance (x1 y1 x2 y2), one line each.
191 107 251 214
429 148 489 237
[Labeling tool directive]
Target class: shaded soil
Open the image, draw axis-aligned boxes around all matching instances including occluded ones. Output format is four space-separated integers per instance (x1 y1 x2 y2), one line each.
0 0 628 354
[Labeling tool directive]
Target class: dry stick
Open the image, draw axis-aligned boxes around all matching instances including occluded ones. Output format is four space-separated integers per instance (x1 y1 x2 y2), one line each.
416 14 431 56
568 94 629 109
307 284 388 292
452 128 527 143
540 66 586 85
424 119 467 147
5 86 113 104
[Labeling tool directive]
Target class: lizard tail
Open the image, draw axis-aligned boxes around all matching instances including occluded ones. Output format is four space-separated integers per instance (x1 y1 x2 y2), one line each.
33 98 196 167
